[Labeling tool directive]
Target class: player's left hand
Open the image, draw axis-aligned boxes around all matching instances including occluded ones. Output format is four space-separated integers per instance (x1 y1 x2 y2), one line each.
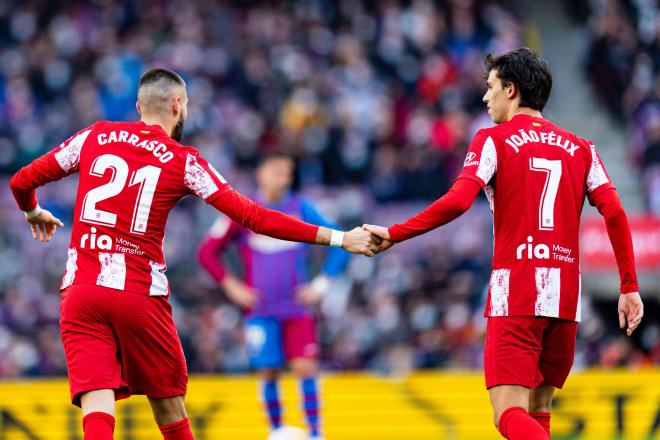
362 224 395 254
618 291 643 336
25 209 64 243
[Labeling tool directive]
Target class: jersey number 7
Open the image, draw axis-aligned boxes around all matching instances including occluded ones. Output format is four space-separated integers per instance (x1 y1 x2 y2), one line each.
529 157 562 231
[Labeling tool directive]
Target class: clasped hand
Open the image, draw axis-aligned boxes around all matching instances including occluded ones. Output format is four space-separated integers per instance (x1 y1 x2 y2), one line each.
340 225 394 256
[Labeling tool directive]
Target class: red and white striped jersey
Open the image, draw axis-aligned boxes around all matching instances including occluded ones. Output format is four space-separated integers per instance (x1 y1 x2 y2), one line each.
459 114 615 322
18 120 231 296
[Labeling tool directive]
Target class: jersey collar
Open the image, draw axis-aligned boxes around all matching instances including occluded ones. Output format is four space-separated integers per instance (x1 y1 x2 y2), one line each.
137 120 169 137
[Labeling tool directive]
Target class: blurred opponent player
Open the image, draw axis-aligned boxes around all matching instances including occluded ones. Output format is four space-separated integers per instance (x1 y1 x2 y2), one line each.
198 153 349 439
363 48 644 440
9 68 376 440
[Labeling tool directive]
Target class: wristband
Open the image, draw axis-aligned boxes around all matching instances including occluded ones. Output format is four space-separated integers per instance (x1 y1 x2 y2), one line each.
330 230 344 248
25 204 42 218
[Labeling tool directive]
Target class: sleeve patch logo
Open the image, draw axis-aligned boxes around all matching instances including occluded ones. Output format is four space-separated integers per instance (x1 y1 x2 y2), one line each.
464 152 479 167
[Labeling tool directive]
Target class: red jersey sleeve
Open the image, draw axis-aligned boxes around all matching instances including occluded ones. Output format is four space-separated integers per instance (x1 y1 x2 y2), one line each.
182 149 233 202
184 150 319 244
591 188 639 293
197 216 243 283
209 190 319 244
9 125 95 211
585 143 616 204
388 178 481 242
457 129 499 189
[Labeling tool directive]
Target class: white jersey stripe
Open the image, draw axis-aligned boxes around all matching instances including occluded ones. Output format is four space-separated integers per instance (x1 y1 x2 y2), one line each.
97 253 126 290
586 144 610 192
476 136 497 185
184 153 219 199
149 261 169 296
534 267 561 318
54 129 92 172
489 269 510 316
575 273 582 322
61 248 78 289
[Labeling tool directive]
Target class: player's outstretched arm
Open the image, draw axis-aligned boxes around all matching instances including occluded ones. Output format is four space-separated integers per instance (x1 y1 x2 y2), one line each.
362 178 482 254
590 187 643 335
208 190 378 256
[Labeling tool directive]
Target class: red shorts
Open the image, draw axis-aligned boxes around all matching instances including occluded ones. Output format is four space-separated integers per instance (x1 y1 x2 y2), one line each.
484 316 578 389
283 316 319 360
60 284 187 407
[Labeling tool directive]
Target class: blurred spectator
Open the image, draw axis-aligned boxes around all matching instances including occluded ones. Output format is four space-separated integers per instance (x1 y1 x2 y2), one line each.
578 0 660 212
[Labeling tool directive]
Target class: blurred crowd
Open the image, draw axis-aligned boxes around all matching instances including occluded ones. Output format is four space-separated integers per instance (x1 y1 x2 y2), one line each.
575 0 660 213
0 0 657 377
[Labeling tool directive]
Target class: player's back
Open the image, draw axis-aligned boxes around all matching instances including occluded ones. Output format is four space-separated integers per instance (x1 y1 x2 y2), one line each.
60 120 227 296
462 114 613 321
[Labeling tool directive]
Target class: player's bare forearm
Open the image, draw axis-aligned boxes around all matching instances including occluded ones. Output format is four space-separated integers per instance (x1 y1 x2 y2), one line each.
315 227 332 246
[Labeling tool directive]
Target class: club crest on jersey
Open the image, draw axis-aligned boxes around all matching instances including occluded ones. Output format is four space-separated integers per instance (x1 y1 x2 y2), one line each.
464 152 479 167
80 227 112 250
516 236 550 260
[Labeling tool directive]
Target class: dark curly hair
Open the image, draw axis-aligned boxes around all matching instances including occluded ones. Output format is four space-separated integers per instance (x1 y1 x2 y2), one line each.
485 48 553 111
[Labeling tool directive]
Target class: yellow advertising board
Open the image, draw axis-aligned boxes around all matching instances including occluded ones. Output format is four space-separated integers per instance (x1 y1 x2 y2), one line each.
0 369 658 439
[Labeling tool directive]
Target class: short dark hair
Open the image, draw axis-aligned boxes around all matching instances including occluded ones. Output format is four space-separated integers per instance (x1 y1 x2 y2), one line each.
485 48 553 111
138 68 185 89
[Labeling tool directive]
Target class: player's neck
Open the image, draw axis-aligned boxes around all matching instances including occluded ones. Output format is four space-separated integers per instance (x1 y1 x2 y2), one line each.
510 107 543 120
140 116 173 137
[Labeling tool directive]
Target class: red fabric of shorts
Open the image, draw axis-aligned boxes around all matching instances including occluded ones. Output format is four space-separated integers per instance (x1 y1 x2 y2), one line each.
60 284 188 406
484 316 577 389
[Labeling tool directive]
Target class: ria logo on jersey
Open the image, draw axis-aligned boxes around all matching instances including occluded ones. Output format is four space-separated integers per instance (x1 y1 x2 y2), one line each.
516 236 575 263
80 227 146 256
516 236 549 260
81 227 112 250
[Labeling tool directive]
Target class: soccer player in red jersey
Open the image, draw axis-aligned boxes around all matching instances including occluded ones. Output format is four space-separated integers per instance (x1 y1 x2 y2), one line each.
9 68 376 440
363 48 644 440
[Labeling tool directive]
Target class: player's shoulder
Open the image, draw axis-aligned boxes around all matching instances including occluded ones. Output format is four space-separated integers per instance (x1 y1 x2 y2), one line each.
471 123 509 148
544 120 597 159
545 120 591 144
178 144 201 156
177 145 206 168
